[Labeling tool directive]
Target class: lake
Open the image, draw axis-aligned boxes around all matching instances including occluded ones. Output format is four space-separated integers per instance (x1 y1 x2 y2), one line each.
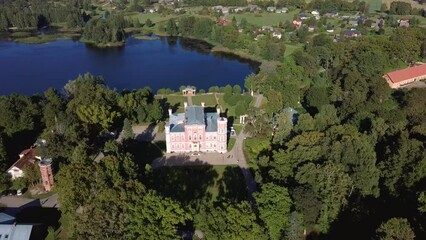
0 37 258 95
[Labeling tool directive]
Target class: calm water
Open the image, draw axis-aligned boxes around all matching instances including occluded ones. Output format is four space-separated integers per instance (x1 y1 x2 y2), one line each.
0 37 257 95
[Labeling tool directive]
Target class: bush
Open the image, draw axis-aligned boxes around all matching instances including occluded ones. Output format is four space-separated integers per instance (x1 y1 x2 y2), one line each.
208 86 219 93
157 88 175 95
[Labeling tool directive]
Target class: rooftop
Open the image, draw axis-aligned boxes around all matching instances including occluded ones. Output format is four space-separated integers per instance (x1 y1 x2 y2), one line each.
38 158 52 167
185 106 204 125
0 224 33 240
169 106 220 132
385 64 426 83
7 148 37 172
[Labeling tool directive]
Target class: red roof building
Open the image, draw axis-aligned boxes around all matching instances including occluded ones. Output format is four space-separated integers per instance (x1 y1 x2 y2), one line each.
383 64 426 88
7 148 38 179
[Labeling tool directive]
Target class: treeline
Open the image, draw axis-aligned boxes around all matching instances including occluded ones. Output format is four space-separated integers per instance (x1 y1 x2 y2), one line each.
306 0 369 14
161 16 286 61
389 1 425 15
242 26 426 239
185 0 247 6
0 0 90 30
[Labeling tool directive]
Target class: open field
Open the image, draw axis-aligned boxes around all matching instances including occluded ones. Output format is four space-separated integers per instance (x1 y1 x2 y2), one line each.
192 94 218 106
125 12 182 24
285 43 303 57
148 165 247 203
225 10 300 26
364 0 383 12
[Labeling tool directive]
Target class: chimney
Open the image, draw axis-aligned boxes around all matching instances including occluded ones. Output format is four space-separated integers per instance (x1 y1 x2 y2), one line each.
216 108 220 115
168 109 172 117
184 102 188 109
201 102 205 108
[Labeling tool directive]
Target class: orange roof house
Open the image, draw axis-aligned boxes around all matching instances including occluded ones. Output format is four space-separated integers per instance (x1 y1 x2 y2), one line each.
383 64 426 88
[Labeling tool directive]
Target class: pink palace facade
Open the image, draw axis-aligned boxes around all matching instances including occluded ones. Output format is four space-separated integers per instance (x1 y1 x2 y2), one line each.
165 103 228 153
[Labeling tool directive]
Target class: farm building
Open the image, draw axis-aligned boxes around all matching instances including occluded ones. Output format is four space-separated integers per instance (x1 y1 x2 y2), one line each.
383 64 426 88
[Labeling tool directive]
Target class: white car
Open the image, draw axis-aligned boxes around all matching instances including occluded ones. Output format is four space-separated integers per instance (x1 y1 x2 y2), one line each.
17 189 22 196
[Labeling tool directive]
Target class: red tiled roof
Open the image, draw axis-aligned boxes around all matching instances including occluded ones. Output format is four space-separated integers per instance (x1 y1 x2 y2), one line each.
7 148 37 172
385 64 426 83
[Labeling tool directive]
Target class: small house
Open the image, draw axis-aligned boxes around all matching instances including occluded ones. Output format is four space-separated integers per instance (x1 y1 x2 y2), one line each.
348 20 358 27
247 4 261 12
308 26 315 32
267 6 276 12
276 8 288 13
325 10 339 17
7 148 39 180
343 29 362 38
298 13 310 20
398 18 410 27
292 19 302 28
273 31 282 39
262 26 274 32
216 18 231 26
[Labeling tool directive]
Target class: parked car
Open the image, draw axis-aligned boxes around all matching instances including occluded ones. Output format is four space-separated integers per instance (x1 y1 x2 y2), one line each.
17 189 22 196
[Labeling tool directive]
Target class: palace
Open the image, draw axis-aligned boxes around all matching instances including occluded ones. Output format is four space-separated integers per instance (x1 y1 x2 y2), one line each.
165 103 227 153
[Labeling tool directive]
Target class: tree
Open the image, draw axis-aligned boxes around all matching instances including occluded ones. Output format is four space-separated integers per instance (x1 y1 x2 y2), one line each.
165 19 178 36
376 218 415 240
296 162 352 232
12 177 27 190
194 201 267 239
254 183 293 240
126 190 190 239
273 111 293 144
418 192 426 213
285 212 305 240
122 118 134 140
233 85 242 95
145 18 153 27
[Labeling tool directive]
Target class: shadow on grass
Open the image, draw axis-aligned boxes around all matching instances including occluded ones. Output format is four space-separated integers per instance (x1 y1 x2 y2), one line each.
217 166 248 203
148 159 248 206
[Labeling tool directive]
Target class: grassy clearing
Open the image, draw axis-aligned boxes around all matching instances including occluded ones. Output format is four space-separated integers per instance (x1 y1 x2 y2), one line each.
225 10 299 26
192 94 218 106
149 165 247 204
125 12 181 24
155 95 187 111
285 43 304 57
363 0 383 12
14 34 62 44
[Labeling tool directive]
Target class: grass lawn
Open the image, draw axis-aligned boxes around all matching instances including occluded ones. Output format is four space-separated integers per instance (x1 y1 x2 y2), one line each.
285 43 304 57
192 94 218 106
125 12 182 24
227 138 236 151
155 95 187 112
148 165 247 205
217 94 236 117
363 0 382 13
225 10 300 26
